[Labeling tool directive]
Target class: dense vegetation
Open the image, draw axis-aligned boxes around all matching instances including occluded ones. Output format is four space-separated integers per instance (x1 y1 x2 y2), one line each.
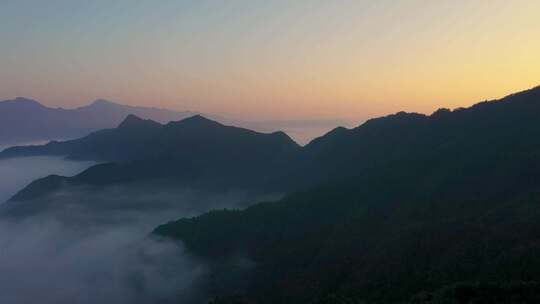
155 86 540 303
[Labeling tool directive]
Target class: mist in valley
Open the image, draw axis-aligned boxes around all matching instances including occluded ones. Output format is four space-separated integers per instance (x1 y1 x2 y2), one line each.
0 156 95 203
0 163 279 304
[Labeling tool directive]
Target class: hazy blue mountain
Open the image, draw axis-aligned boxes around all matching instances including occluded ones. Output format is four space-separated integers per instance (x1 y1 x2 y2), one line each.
0 97 199 146
1 114 299 163
0 115 162 161
0 97 347 148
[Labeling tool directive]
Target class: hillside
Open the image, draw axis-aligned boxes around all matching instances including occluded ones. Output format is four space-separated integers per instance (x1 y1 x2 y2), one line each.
154 86 540 303
3 115 300 206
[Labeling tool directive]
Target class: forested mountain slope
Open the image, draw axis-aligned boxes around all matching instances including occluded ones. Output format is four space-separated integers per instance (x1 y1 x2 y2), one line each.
155 86 540 303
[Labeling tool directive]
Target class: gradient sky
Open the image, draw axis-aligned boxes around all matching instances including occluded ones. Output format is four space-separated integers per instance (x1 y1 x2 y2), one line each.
1 0 539 120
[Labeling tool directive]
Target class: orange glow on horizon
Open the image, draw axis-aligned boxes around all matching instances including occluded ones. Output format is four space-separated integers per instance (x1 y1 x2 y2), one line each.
1 1 539 122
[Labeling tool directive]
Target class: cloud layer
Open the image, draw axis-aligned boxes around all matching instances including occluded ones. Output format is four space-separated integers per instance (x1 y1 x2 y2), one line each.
0 156 94 203
0 162 278 304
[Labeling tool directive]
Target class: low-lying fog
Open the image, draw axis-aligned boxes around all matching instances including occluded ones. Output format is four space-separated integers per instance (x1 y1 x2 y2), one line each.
0 140 60 152
0 156 95 203
0 157 279 304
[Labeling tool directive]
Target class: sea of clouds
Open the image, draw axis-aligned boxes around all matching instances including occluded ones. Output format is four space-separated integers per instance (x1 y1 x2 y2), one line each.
0 157 277 303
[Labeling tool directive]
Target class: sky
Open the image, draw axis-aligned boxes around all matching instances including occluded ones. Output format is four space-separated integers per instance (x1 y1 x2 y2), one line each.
1 0 539 121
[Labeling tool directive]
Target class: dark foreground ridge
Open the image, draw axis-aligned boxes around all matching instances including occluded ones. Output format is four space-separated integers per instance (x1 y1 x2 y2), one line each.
154 86 540 303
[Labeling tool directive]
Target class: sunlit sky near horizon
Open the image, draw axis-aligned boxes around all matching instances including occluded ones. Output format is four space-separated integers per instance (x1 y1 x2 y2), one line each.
1 0 539 121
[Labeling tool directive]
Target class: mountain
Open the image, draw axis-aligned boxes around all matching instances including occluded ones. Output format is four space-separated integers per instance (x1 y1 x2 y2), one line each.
0 97 198 146
0 97 348 148
153 86 540 303
8 86 540 302
0 114 299 164
239 119 353 145
3 114 300 206
9 85 540 201
0 114 161 161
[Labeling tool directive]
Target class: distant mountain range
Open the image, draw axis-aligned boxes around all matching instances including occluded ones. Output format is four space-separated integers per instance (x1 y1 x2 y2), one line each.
0 97 348 147
6 86 540 303
7 85 540 204
0 97 200 146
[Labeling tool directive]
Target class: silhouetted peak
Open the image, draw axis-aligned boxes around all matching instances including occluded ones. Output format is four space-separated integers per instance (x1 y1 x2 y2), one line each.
0 97 44 108
183 114 214 122
118 114 161 129
169 115 223 128
9 174 67 202
268 131 300 146
305 126 349 147
361 111 427 129
431 108 452 118
269 130 290 138
92 98 115 105
316 126 349 141
88 99 122 108
326 126 348 136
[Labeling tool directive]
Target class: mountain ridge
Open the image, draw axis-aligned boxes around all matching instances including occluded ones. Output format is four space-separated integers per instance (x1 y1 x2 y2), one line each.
0 97 200 146
2 114 301 206
3 85 540 302
0 97 348 146
6 85 540 203
151 85 540 303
